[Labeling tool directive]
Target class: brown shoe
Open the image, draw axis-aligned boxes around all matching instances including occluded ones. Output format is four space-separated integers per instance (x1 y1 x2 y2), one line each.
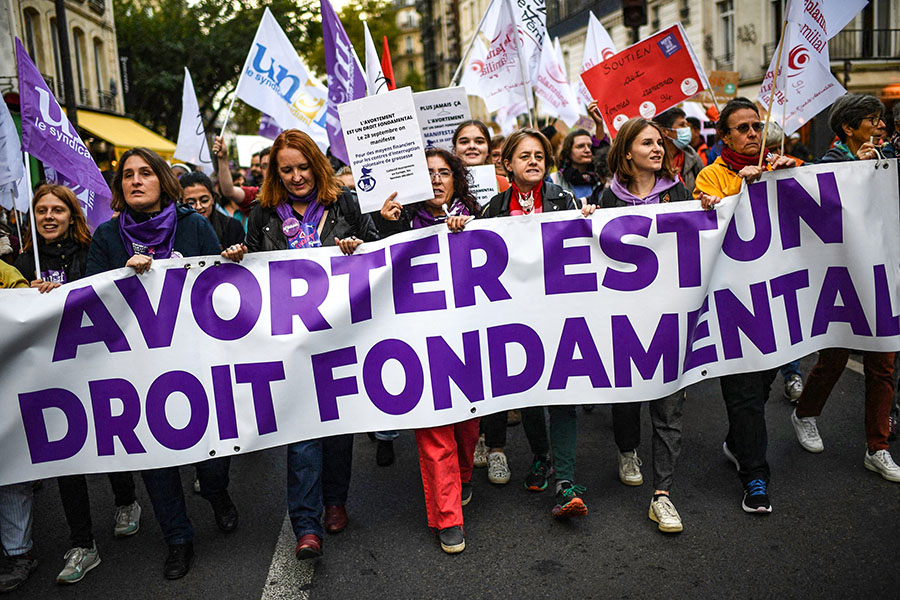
295 534 322 560
324 505 348 533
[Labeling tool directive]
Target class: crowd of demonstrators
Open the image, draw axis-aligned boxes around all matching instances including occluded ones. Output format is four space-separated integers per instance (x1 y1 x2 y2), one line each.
4 88 900 592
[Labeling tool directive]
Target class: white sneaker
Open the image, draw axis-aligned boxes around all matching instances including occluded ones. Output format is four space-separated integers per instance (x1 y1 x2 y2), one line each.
56 544 101 584
473 435 488 469
617 450 643 486
487 451 510 484
791 409 824 453
114 501 141 537
784 374 803 402
864 449 900 482
648 495 683 533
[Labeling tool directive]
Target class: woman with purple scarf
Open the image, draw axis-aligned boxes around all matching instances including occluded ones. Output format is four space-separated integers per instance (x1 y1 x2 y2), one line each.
222 128 378 562
376 147 480 554
86 147 238 581
594 117 690 534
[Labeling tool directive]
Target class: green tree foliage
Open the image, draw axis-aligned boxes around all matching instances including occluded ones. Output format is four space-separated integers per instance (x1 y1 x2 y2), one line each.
114 0 407 137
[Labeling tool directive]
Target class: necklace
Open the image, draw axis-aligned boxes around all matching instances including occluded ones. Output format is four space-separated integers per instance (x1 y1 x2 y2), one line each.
518 189 534 214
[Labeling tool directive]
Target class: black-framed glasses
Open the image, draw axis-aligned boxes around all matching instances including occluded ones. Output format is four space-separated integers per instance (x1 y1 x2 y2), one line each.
861 115 884 126
729 122 765 135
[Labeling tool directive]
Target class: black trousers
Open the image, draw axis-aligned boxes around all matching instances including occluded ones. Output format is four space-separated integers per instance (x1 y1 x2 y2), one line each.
58 471 136 548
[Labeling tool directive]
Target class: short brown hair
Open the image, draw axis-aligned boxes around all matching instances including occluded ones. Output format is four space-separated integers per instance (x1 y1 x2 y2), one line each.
24 184 92 251
259 129 342 208
500 128 554 179
111 147 182 212
607 118 677 187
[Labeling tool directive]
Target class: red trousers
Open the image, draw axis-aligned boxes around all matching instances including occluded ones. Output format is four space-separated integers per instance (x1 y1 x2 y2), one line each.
414 418 480 530
796 349 894 451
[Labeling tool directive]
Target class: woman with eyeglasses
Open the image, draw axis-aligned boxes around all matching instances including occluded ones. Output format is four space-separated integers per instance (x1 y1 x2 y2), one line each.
179 171 244 248
693 97 796 516
377 148 480 554
789 94 900 483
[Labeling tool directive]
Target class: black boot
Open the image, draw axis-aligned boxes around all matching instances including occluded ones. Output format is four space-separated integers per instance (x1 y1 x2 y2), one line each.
164 542 194 580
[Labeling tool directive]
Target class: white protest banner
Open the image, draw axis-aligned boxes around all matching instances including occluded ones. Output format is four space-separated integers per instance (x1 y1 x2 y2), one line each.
575 12 616 108
174 68 214 176
467 164 499 207
534 35 580 126
2 160 899 485
234 8 329 148
363 21 390 96
338 87 433 213
413 87 471 150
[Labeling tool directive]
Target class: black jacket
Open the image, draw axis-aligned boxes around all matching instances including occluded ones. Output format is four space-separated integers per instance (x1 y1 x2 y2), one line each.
86 203 220 276
482 181 576 218
598 181 691 208
245 188 378 253
209 209 245 247
14 237 89 283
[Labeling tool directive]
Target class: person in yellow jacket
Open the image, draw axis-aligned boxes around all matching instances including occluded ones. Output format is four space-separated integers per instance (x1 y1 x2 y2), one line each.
0 260 27 288
692 97 796 514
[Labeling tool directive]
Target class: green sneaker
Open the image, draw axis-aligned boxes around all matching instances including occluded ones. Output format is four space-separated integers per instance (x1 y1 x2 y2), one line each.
56 544 101 584
523 455 554 491
114 501 141 537
551 482 588 518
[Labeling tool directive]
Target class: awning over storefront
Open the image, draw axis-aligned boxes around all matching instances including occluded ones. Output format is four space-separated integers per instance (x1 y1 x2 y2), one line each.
76 110 176 161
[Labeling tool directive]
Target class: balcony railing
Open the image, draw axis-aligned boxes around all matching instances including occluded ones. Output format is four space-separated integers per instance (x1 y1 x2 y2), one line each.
88 0 105 15
79 87 90 105
763 41 777 65
829 29 900 61
98 90 116 111
714 53 734 70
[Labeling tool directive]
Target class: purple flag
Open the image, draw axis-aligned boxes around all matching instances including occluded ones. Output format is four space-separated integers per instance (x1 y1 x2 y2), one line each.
321 0 366 164
15 38 111 227
43 166 113 233
258 113 282 140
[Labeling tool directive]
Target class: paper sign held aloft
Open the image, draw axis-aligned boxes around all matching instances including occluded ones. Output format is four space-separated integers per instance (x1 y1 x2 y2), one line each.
467 165 499 208
580 24 709 138
413 87 471 151
338 87 433 213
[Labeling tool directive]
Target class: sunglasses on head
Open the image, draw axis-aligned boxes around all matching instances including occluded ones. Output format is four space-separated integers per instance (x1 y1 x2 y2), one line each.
729 122 765 135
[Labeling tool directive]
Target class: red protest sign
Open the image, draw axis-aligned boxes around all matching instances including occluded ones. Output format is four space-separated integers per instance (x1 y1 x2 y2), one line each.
580 24 707 138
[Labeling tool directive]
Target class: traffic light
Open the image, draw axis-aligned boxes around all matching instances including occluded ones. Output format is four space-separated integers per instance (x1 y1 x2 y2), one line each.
622 0 648 28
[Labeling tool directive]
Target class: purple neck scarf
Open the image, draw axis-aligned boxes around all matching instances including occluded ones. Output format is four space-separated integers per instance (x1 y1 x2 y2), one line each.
609 173 678 205
275 188 326 249
411 198 471 230
119 202 177 258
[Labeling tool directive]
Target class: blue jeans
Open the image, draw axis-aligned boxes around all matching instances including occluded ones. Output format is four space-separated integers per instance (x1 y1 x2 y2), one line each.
287 434 353 540
0 483 33 555
141 457 231 545
780 359 801 381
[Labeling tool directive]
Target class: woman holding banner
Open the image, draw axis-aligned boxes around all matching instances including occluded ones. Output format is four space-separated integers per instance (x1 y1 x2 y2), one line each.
478 128 591 519
377 147 480 553
221 128 378 561
86 147 238 580
554 129 606 208
693 97 796 515
593 117 690 533
15 184 143 583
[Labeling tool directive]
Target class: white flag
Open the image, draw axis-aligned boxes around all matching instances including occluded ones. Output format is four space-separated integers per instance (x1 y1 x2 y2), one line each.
759 0 866 135
509 0 547 78
534 36 580 126
459 0 531 113
575 12 616 107
363 22 389 96
235 8 329 149
174 68 214 176
0 99 25 211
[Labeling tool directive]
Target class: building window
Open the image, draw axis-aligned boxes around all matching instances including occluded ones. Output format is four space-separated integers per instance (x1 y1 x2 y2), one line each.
406 36 414 54
717 0 735 66
23 9 42 66
73 28 86 104
50 18 64 100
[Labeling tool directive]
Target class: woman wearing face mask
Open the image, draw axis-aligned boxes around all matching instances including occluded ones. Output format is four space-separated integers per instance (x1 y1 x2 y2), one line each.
15 184 144 584
655 107 704 195
87 147 238 581
553 129 605 207
591 117 690 534
479 129 592 520
378 148 480 554
179 171 245 248
222 129 380 562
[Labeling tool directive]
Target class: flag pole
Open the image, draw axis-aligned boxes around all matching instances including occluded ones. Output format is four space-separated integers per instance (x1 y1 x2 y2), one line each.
503 0 535 127
759 18 788 168
451 0 497 86
23 152 40 276
14 206 23 253
219 40 254 137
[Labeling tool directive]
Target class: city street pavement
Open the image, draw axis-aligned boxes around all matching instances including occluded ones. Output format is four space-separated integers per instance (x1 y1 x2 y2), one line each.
9 356 900 599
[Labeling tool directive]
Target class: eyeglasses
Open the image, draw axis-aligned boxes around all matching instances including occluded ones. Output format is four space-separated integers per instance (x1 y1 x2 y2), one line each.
186 196 213 207
862 115 884 126
428 169 452 180
728 122 765 135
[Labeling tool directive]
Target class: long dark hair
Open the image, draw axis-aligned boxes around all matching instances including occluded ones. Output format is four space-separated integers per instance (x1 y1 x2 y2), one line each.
111 147 182 212
424 148 480 215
